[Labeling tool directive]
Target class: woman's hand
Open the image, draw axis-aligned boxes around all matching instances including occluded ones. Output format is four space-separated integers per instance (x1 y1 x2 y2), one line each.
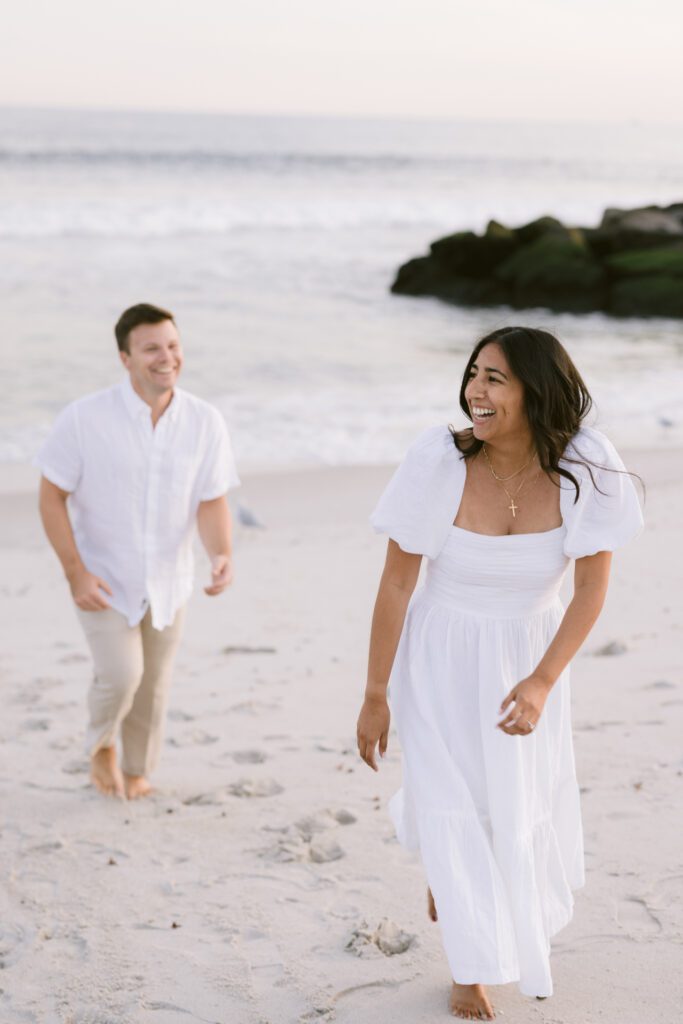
357 696 391 771
497 674 552 737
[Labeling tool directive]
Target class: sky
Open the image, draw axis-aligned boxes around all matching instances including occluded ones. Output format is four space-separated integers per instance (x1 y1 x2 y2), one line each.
2 0 682 121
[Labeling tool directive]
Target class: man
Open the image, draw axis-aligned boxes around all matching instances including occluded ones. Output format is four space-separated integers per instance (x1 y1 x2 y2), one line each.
37 303 239 800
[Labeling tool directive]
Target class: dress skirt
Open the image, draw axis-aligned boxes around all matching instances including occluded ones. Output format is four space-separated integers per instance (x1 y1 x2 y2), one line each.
388 525 585 998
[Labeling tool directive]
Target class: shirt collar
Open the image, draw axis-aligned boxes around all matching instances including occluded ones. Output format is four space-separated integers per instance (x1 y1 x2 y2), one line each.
119 375 182 423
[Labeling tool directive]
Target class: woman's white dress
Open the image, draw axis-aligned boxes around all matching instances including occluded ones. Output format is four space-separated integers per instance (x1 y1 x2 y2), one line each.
371 426 642 998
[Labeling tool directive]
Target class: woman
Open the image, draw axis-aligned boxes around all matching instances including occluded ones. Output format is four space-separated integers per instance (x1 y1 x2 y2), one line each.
356 326 642 1020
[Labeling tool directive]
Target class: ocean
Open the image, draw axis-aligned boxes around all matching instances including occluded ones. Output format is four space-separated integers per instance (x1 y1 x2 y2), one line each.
2 107 682 469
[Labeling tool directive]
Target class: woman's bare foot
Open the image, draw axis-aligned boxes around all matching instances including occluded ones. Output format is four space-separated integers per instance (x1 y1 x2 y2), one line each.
450 982 495 1020
123 774 153 800
90 747 125 797
427 887 438 922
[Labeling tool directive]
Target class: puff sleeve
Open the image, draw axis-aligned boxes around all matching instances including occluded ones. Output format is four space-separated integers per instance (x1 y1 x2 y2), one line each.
370 425 465 559
560 427 643 559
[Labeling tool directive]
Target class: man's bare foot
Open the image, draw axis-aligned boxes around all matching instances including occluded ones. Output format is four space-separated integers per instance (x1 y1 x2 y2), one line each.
123 774 153 800
427 887 438 922
90 747 125 798
450 982 495 1020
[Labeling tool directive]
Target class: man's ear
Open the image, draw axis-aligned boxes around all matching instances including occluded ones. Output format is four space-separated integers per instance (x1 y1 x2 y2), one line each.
118 349 131 370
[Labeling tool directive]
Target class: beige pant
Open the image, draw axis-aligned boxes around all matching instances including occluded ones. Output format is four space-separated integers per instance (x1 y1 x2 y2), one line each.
76 605 185 777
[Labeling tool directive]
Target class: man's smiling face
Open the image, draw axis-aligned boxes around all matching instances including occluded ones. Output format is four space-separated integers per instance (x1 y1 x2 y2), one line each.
119 319 184 400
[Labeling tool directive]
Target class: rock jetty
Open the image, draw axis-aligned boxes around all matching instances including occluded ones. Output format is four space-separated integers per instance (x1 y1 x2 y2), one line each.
391 204 683 318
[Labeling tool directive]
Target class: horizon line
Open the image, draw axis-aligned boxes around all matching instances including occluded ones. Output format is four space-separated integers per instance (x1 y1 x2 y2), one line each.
2 102 683 129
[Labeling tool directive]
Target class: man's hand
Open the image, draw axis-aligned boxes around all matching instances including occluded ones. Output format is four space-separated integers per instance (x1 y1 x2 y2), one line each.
68 567 113 611
204 555 233 596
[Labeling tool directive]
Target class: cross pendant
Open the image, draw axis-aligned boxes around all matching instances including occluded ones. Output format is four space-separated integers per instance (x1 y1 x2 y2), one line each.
508 499 518 518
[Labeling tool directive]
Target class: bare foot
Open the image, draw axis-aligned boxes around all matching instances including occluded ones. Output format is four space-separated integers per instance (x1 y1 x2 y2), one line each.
427 887 438 922
450 982 495 1020
123 773 153 800
90 747 125 798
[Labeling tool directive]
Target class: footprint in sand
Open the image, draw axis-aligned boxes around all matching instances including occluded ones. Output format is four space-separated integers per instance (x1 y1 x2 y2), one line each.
615 896 662 937
231 749 268 764
300 1007 335 1022
229 699 280 715
262 830 344 864
593 640 628 656
346 919 415 957
650 874 683 930
0 923 32 969
184 777 283 805
57 652 89 665
309 837 345 863
329 808 356 825
22 718 51 731
228 777 283 798
575 720 625 732
49 736 76 751
28 840 66 854
167 709 195 722
168 729 218 747
294 809 357 839
261 830 309 862
222 644 277 655
262 807 356 862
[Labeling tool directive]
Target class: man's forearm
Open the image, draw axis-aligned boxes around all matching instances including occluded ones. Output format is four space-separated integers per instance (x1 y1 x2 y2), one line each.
197 496 232 559
39 479 84 580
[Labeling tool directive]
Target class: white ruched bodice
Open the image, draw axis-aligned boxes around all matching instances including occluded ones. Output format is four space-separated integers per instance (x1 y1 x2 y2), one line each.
423 526 568 617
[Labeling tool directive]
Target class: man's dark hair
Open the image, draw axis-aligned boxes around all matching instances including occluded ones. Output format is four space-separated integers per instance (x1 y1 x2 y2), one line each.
115 303 175 354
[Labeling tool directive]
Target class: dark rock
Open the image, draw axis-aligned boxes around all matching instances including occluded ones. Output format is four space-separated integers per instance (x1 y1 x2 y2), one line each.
429 223 519 277
600 206 683 235
391 202 683 318
605 244 683 279
515 215 566 245
496 232 605 313
609 275 683 318
585 226 680 258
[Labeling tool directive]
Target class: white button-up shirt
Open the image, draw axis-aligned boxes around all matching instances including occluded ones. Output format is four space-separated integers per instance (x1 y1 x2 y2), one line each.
37 377 240 630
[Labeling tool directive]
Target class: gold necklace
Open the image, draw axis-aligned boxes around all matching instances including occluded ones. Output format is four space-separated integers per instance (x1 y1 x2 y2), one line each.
482 449 540 518
498 469 541 518
482 443 536 482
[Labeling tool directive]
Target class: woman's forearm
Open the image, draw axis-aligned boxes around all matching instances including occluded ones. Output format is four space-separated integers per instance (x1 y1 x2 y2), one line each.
365 577 414 702
535 580 608 688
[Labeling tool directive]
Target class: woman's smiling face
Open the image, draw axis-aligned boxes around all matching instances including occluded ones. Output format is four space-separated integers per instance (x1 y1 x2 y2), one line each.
464 342 529 443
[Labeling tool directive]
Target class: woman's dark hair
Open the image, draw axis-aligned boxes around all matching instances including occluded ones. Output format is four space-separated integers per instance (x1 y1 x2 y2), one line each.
452 326 598 503
115 303 175 354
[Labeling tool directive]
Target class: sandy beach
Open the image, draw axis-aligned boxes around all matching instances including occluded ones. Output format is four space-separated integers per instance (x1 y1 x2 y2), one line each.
1 450 681 1024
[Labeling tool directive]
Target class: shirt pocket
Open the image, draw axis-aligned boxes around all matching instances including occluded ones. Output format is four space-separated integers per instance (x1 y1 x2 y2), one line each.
168 453 197 502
